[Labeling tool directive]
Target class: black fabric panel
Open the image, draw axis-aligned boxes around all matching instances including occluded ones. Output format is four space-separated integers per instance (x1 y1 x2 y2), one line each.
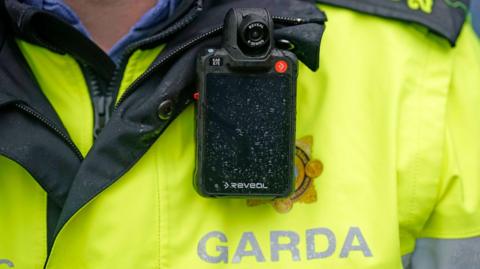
47 197 61 252
0 13 82 251
0 105 81 208
54 0 325 238
317 0 469 46
0 2 82 202
0 1 6 43
0 23 69 135
275 23 324 71
0 104 82 252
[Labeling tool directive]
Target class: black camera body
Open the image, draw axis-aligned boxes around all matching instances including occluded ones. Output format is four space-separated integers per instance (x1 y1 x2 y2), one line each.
195 8 298 198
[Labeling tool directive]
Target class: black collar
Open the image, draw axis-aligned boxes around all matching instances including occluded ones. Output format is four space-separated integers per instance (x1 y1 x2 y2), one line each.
1 0 199 79
3 0 116 79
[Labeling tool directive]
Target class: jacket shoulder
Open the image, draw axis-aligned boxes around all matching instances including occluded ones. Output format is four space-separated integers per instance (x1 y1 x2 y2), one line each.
317 0 470 46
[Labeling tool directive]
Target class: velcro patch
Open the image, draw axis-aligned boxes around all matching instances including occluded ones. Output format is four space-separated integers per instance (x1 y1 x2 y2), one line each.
317 0 470 46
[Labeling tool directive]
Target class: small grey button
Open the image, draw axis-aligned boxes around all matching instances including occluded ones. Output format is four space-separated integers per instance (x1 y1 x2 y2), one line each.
157 99 174 120
276 39 295 51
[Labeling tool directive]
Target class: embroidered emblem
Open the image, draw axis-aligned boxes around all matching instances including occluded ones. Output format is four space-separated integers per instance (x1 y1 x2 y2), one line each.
247 136 323 213
407 0 434 13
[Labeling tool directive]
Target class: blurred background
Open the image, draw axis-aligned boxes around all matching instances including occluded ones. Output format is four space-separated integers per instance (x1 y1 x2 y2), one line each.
473 0 480 35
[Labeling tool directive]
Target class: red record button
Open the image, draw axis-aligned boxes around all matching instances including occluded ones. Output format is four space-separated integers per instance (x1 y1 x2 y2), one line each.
275 60 288 73
193 92 200 101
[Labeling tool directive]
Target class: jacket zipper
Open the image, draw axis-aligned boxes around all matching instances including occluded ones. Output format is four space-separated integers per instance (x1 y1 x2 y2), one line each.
88 1 203 137
114 16 315 109
14 103 84 160
82 65 114 139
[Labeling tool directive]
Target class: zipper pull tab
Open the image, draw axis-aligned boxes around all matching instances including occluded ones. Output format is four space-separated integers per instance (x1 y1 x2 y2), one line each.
93 95 114 140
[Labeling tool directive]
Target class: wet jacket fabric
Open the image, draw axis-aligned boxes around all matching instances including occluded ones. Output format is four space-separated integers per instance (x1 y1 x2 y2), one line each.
1 0 480 268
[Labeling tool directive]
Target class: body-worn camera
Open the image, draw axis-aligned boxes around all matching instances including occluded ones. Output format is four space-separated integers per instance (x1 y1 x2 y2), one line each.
195 8 298 198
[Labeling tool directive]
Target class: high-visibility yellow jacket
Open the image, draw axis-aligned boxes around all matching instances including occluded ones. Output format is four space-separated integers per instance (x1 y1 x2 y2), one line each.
1 0 480 268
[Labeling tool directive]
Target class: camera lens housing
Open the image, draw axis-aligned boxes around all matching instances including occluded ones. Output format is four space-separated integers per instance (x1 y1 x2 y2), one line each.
223 8 274 59
241 21 269 49
237 14 271 56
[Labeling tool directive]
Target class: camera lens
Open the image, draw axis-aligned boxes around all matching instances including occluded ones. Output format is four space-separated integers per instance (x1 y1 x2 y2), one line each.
248 25 264 41
242 21 269 49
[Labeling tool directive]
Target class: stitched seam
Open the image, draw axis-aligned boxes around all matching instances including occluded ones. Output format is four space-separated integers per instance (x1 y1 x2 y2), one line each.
163 146 170 269
41 192 48 268
154 144 161 269
407 36 435 235
420 227 480 239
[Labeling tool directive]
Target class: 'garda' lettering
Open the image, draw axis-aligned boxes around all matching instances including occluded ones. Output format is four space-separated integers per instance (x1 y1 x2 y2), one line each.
197 227 373 263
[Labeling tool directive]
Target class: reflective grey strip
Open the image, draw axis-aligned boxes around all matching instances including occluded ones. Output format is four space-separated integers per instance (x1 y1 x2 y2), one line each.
409 237 480 269
402 253 412 269
0 259 14 267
